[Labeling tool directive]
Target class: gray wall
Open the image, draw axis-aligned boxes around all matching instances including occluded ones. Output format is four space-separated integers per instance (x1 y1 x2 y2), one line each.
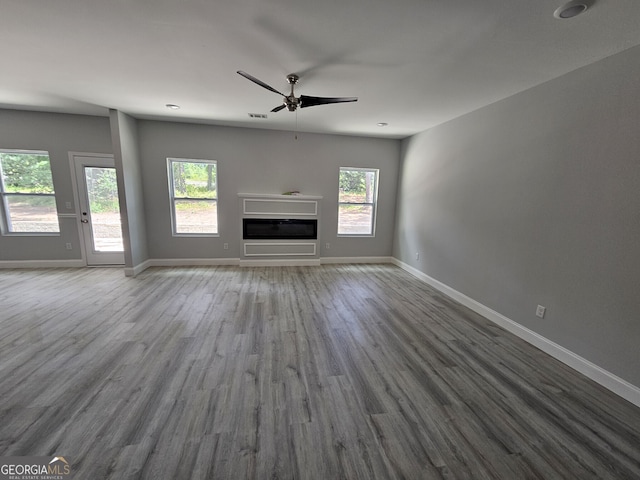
0 109 398 263
394 45 640 386
110 110 149 269
0 109 112 261
138 121 400 259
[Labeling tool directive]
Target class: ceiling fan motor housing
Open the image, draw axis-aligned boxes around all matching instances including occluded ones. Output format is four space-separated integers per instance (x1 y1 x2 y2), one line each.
286 74 300 110
285 95 299 110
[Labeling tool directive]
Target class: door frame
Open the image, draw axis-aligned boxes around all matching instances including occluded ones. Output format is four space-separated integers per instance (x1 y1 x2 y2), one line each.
69 152 124 266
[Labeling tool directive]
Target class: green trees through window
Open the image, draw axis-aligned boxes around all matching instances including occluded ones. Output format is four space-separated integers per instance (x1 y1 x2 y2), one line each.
338 167 379 235
85 167 120 213
168 158 218 235
0 150 60 233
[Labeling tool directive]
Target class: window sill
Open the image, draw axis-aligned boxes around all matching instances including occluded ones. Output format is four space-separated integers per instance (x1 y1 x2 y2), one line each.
337 234 376 238
172 233 220 238
2 232 61 237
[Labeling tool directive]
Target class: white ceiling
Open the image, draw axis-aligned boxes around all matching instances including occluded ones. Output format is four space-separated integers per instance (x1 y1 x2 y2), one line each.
2 0 640 139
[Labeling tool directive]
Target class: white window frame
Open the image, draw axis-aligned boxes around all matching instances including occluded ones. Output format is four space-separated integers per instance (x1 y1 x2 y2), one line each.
337 166 379 237
167 158 219 236
0 149 60 235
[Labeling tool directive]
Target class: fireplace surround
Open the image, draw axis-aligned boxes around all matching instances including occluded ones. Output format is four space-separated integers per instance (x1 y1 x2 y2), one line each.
239 193 322 264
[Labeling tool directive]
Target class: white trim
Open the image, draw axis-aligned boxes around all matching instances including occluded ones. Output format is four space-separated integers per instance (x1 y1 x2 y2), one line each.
242 198 318 216
244 242 316 257
238 193 323 200
71 154 125 266
337 233 377 238
0 259 85 269
239 258 321 267
127 257 390 270
68 151 114 159
68 152 116 265
0 148 50 155
1 232 61 237
68 153 87 262
167 158 219 236
321 256 394 264
172 233 221 238
1 149 60 234
124 259 153 277
124 258 241 276
392 258 640 408
338 166 379 237
149 258 240 267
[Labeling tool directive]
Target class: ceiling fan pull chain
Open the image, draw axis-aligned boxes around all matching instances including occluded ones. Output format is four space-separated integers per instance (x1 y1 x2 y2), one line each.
295 109 298 140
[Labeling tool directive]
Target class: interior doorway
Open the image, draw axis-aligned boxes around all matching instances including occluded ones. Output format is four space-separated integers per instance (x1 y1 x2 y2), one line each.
72 154 125 266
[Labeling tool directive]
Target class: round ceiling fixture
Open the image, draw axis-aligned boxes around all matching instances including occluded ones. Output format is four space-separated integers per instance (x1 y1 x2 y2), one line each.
376 122 388 127
165 103 180 110
554 0 590 19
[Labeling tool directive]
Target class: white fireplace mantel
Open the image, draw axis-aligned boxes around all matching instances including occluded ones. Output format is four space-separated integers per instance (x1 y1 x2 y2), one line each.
237 193 323 200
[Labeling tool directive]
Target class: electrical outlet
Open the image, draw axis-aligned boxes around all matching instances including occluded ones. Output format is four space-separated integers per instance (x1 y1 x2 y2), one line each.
325 243 330 249
415 252 420 261
65 243 72 250
536 305 546 318
223 243 229 250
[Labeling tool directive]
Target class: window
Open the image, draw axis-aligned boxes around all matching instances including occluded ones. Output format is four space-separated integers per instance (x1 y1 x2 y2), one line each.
0 149 60 234
168 158 218 235
338 167 379 236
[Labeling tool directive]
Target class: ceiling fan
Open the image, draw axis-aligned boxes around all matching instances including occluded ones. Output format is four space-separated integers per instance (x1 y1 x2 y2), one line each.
237 70 358 113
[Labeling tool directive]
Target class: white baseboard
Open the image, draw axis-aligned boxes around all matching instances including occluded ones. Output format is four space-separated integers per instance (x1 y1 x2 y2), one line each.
0 259 85 269
392 259 640 408
124 259 152 277
321 256 394 264
0 256 394 272
150 258 240 267
129 256 393 270
125 258 241 276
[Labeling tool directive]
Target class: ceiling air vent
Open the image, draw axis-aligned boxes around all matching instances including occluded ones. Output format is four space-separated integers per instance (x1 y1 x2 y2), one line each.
248 113 268 119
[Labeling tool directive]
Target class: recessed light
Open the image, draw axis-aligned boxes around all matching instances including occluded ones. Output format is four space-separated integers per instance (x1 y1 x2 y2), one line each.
377 122 388 127
165 104 180 110
554 0 590 19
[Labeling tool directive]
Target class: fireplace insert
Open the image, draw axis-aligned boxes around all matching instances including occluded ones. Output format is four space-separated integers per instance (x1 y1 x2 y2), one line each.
243 218 317 240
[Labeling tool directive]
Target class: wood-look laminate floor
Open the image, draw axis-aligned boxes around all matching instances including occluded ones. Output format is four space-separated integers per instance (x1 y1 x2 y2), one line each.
1 265 639 479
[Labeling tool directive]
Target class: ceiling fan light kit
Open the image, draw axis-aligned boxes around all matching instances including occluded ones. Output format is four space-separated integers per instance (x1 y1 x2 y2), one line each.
237 70 357 113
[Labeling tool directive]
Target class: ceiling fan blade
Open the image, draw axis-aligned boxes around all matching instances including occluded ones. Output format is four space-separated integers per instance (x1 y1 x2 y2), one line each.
271 104 286 113
299 95 358 108
237 70 286 96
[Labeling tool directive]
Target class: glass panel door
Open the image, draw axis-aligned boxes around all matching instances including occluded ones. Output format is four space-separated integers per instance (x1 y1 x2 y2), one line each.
84 166 124 253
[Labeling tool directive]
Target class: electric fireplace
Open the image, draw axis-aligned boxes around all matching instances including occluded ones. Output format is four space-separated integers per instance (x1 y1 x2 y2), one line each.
243 218 317 240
